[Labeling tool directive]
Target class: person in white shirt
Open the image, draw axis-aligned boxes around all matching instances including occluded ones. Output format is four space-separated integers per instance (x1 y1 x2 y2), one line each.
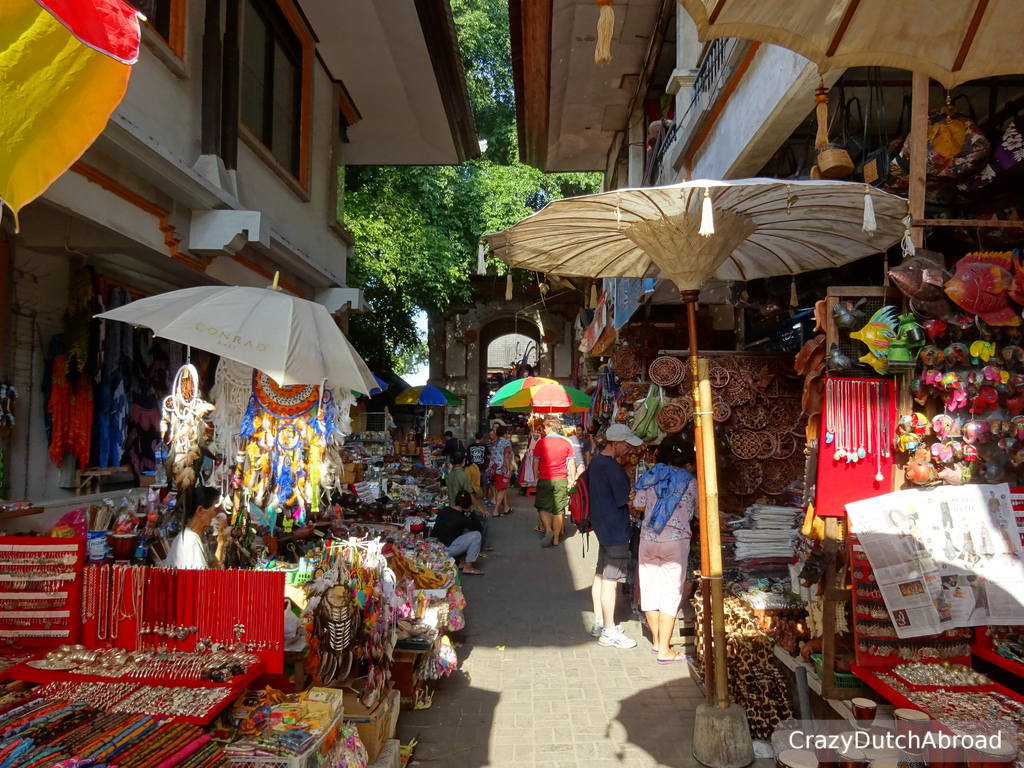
165 485 222 569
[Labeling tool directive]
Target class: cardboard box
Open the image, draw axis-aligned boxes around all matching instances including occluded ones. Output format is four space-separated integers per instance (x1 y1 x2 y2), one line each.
343 688 399 763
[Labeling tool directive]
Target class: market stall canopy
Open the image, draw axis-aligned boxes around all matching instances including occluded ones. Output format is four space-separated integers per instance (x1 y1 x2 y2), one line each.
395 385 463 407
489 377 592 413
484 178 908 291
0 0 141 228
96 284 377 392
677 0 1023 89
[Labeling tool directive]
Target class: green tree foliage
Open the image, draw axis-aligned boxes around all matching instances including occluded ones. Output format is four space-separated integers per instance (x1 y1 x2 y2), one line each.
344 0 600 374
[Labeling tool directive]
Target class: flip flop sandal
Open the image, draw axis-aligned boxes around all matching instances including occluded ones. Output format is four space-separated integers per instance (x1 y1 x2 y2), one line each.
656 655 686 665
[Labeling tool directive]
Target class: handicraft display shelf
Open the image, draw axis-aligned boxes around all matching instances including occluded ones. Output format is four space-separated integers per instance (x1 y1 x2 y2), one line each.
78 565 285 674
972 626 1024 678
0 536 84 648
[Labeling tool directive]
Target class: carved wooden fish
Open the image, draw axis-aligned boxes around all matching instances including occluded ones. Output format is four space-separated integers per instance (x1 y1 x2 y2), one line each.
945 251 1019 326
849 305 898 374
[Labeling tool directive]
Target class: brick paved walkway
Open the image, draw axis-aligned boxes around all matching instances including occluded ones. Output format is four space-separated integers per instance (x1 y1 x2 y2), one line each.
399 492 706 767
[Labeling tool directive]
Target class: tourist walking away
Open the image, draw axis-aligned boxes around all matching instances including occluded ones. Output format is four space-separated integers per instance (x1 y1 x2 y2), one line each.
633 436 697 663
587 424 643 648
532 417 576 547
166 485 222 570
431 491 484 575
468 432 490 504
489 425 514 517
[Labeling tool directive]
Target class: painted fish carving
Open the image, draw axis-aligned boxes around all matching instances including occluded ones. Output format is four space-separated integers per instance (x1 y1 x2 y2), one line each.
888 250 952 318
849 305 898 374
944 251 1019 326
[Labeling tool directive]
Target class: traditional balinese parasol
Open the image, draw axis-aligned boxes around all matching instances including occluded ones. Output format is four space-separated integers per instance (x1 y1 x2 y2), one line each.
485 177 908 763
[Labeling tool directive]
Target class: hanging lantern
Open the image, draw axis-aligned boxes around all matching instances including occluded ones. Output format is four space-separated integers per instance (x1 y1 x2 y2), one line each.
595 0 614 65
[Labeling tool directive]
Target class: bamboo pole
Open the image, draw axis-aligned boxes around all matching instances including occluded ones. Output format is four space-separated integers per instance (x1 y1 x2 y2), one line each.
683 292 714 706
696 357 729 708
908 72 930 249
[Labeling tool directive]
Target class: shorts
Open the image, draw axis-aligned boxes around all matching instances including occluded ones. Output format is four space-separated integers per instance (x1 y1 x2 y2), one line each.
638 537 689 615
493 473 511 491
535 477 568 514
477 465 491 487
596 543 630 582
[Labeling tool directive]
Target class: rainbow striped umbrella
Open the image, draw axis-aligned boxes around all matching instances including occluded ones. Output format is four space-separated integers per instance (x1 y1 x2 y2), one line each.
489 377 591 413
1 0 142 228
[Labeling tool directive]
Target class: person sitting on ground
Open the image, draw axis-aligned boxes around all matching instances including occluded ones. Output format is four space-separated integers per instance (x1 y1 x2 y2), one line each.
166 485 222 570
445 451 492 552
588 423 644 648
431 490 484 575
532 417 576 548
632 435 697 663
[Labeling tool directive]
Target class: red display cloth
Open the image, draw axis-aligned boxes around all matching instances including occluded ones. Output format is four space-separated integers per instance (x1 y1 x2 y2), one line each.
4 659 263 725
851 664 1024 712
814 376 896 517
81 567 284 674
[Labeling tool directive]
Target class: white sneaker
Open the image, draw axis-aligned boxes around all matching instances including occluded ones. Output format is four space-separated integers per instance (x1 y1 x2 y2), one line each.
598 625 637 649
590 621 603 638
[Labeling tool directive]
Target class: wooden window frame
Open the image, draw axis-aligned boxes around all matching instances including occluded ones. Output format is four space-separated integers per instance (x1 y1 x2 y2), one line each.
238 0 314 196
135 0 186 61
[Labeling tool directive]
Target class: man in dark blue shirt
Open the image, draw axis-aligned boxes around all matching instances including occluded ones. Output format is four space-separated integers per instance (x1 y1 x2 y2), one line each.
587 423 643 648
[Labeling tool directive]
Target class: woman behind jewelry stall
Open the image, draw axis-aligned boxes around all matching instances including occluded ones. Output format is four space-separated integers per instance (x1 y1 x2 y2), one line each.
632 435 697 663
165 485 223 569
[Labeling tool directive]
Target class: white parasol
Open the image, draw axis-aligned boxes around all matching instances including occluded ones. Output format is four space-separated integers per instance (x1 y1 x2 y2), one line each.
678 0 1022 89
96 281 377 392
484 178 908 289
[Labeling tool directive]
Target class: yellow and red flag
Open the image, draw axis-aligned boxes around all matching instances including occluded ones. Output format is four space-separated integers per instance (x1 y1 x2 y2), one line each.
0 0 141 229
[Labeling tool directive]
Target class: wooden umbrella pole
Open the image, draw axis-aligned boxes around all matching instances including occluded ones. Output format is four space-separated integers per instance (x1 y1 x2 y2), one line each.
697 356 729 709
683 291 714 706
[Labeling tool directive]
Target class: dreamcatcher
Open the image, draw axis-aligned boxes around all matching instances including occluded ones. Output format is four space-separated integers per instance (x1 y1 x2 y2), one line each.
160 363 215 490
239 371 338 532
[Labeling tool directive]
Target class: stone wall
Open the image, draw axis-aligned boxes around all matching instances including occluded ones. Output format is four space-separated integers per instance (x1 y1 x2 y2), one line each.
427 295 579 439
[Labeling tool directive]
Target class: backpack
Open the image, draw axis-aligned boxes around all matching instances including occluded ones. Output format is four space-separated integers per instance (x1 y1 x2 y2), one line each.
569 469 592 554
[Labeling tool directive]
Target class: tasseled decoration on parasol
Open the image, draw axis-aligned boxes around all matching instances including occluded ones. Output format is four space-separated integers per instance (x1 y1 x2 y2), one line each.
814 83 830 152
505 271 513 301
698 188 715 236
595 0 614 65
589 281 598 308
789 276 798 308
862 185 877 233
901 214 916 257
476 240 487 275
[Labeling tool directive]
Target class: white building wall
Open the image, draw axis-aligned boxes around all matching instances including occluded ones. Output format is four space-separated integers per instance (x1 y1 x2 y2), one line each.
234 61 348 286
689 45 838 181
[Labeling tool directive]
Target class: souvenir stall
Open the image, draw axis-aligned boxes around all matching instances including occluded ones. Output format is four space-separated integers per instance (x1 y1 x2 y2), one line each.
787 234 1024 754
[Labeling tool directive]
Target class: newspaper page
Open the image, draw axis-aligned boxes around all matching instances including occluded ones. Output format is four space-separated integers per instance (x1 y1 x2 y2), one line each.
846 484 1024 638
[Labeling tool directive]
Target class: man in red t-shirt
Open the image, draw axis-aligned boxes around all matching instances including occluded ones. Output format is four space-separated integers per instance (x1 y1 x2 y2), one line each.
532 416 577 548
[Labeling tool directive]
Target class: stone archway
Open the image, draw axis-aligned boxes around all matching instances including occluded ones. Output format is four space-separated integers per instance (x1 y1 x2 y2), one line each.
428 286 579 440
479 316 541 432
